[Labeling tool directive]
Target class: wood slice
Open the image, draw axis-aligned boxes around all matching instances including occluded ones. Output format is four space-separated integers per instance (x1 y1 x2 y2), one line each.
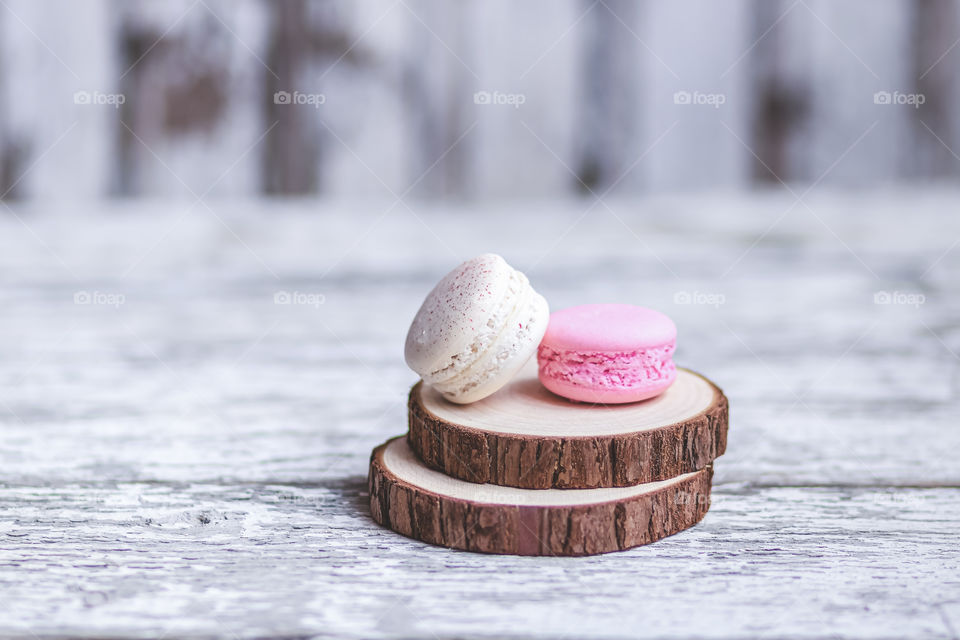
369 436 713 556
408 360 728 489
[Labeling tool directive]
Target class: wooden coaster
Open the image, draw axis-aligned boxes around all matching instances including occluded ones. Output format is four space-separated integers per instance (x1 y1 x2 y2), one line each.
407 360 728 489
369 436 713 556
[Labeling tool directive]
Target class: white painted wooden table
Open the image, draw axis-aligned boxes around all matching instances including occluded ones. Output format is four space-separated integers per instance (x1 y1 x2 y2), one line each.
1 192 958 639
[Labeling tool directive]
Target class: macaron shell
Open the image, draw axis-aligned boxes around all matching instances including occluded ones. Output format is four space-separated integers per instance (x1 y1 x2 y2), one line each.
436 289 549 403
404 253 515 381
541 304 676 351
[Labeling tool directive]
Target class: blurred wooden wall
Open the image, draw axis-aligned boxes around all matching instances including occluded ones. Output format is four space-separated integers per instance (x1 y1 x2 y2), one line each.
0 0 957 201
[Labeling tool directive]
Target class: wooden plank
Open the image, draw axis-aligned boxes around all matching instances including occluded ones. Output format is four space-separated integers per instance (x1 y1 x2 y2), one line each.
0 482 957 638
0 197 956 636
0 197 957 488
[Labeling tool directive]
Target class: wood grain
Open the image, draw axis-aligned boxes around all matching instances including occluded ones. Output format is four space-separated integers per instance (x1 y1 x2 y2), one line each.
369 436 712 555
0 196 957 638
0 481 957 639
408 363 728 488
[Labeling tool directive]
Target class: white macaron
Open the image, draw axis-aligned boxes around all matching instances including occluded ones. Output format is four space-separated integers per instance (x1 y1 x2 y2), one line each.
405 253 549 404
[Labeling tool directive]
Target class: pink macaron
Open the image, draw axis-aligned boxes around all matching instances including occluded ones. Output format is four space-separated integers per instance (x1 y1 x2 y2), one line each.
537 304 677 404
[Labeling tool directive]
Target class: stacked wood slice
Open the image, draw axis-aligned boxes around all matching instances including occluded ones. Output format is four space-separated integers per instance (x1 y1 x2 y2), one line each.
368 361 728 556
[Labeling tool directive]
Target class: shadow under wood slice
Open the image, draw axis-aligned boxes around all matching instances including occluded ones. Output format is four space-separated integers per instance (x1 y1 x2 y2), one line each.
368 436 713 556
407 362 728 489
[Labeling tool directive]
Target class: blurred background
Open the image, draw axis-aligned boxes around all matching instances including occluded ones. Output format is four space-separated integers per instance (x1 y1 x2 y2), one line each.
0 0 958 202
1 4 959 636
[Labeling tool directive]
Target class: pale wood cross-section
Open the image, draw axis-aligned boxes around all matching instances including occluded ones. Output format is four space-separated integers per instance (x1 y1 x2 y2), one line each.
369 436 713 556
407 362 729 489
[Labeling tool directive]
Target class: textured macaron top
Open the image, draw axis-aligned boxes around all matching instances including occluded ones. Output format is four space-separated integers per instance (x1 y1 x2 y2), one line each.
405 254 513 378
404 254 548 402
541 304 676 352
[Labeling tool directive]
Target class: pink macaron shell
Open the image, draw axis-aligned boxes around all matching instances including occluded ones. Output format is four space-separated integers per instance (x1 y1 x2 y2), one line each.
541 304 676 351
537 304 678 404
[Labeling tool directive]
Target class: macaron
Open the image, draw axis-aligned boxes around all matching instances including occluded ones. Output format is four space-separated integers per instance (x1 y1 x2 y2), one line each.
537 304 677 404
405 254 549 404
